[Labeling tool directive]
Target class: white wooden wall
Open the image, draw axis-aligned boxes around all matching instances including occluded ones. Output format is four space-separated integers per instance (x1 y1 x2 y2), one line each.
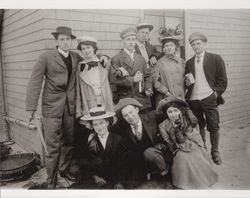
185 10 250 122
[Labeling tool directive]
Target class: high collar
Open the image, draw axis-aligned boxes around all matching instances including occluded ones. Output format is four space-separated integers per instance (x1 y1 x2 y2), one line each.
58 47 69 58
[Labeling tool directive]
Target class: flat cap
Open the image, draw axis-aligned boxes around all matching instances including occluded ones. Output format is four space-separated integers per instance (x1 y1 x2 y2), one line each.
136 19 154 32
115 98 142 115
77 35 98 45
188 32 207 44
120 27 136 39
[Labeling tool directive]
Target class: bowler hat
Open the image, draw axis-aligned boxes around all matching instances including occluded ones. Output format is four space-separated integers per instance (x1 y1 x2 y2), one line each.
81 107 115 121
188 32 207 44
51 26 76 39
157 95 188 114
77 35 98 45
115 98 142 115
136 19 154 32
120 27 136 39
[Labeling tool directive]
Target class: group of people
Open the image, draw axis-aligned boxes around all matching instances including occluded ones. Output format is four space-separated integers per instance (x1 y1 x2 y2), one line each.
25 19 227 189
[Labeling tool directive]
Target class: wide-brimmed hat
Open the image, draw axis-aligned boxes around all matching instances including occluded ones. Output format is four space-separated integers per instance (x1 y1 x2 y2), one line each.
81 107 115 121
136 19 154 32
120 27 137 39
77 35 98 45
188 32 207 44
51 26 76 39
158 26 183 44
157 95 188 114
115 98 142 115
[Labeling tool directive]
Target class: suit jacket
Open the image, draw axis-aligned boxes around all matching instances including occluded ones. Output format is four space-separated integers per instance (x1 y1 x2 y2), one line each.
135 41 162 61
185 52 227 104
109 49 152 108
111 110 161 155
87 132 130 183
26 49 81 117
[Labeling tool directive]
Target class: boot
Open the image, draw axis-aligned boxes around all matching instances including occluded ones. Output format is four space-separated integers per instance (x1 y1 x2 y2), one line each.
200 128 207 150
210 131 222 165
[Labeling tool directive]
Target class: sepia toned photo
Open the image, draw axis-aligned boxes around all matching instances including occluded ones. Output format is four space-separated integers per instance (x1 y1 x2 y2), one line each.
0 6 250 195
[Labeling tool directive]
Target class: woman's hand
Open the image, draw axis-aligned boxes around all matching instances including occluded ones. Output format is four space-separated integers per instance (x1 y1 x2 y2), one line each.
93 175 107 186
178 141 193 152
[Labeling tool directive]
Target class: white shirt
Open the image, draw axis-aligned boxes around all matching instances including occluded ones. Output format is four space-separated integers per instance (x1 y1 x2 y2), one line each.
98 132 109 150
58 47 69 58
136 41 149 62
130 118 142 136
190 51 213 100
124 48 135 61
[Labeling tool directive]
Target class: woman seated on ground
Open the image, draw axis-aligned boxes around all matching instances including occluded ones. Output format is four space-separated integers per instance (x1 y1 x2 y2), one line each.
157 95 218 189
79 107 130 189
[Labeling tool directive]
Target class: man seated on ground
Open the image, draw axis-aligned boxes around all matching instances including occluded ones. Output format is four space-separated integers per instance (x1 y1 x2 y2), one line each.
111 97 173 188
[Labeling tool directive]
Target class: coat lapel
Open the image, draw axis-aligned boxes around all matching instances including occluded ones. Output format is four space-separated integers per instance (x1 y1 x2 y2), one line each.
125 124 137 144
122 49 134 69
203 52 209 75
132 54 141 74
104 133 112 153
140 115 154 143
190 56 196 77
53 50 67 69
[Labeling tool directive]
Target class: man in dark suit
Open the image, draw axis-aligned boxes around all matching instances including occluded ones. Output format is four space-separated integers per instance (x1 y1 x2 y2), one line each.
112 98 172 187
109 27 153 111
26 26 81 188
185 32 228 165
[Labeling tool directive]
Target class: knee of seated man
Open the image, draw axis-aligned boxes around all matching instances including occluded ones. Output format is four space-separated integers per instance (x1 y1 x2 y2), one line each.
143 147 158 160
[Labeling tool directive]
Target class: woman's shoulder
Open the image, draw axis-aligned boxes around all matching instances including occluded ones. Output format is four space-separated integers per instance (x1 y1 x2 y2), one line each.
159 119 172 130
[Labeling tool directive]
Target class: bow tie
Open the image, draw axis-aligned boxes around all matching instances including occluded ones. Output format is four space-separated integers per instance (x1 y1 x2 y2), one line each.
80 61 105 72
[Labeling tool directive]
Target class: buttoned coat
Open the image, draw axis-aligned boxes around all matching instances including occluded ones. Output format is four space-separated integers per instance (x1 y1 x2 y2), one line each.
185 52 227 103
109 49 153 108
26 50 81 117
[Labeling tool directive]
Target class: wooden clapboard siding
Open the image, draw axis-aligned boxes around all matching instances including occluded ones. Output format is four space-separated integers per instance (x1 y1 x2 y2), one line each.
185 9 250 122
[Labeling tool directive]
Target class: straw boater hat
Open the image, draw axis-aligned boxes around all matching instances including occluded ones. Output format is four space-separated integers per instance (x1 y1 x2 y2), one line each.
120 27 137 39
81 107 115 121
156 95 188 114
188 32 207 44
136 19 154 32
114 98 142 117
51 26 76 39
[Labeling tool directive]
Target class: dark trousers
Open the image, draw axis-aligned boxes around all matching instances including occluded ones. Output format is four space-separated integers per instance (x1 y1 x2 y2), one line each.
43 106 75 184
188 93 220 153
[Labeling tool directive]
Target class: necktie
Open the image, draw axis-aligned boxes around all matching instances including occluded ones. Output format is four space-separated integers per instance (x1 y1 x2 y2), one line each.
140 44 149 62
196 55 201 63
134 124 142 141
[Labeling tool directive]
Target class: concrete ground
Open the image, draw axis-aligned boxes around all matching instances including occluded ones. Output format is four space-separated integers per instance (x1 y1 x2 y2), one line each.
1 117 250 190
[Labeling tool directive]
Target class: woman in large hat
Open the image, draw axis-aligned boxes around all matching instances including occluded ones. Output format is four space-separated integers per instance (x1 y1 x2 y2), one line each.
79 107 129 189
157 96 218 189
75 36 114 121
153 26 185 107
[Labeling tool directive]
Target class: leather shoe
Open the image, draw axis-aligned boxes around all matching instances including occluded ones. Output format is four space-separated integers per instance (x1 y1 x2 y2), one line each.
212 152 222 165
60 171 78 182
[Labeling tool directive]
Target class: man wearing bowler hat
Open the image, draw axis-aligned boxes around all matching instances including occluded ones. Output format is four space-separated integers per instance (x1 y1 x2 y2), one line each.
26 26 81 188
109 27 153 111
185 32 227 165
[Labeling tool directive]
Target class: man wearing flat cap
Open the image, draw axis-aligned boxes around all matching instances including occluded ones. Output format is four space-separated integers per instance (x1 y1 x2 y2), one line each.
26 26 81 188
111 98 172 187
109 27 153 111
185 32 228 165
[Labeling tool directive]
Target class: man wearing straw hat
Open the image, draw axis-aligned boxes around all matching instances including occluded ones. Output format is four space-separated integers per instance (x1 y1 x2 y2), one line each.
185 32 227 165
26 26 81 188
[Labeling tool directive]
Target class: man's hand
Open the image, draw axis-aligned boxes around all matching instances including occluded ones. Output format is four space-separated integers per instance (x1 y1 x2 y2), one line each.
93 175 107 186
100 55 110 68
187 109 198 128
145 88 153 96
149 56 157 66
114 183 124 189
133 71 143 82
117 67 129 77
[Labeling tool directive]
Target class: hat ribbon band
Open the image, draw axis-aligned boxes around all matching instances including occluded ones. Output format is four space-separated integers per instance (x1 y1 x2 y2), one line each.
90 111 106 117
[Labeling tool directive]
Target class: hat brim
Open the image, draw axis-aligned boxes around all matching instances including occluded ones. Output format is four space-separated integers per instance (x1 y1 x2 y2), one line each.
160 36 183 42
157 96 188 114
80 112 115 121
136 24 154 32
51 32 76 39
